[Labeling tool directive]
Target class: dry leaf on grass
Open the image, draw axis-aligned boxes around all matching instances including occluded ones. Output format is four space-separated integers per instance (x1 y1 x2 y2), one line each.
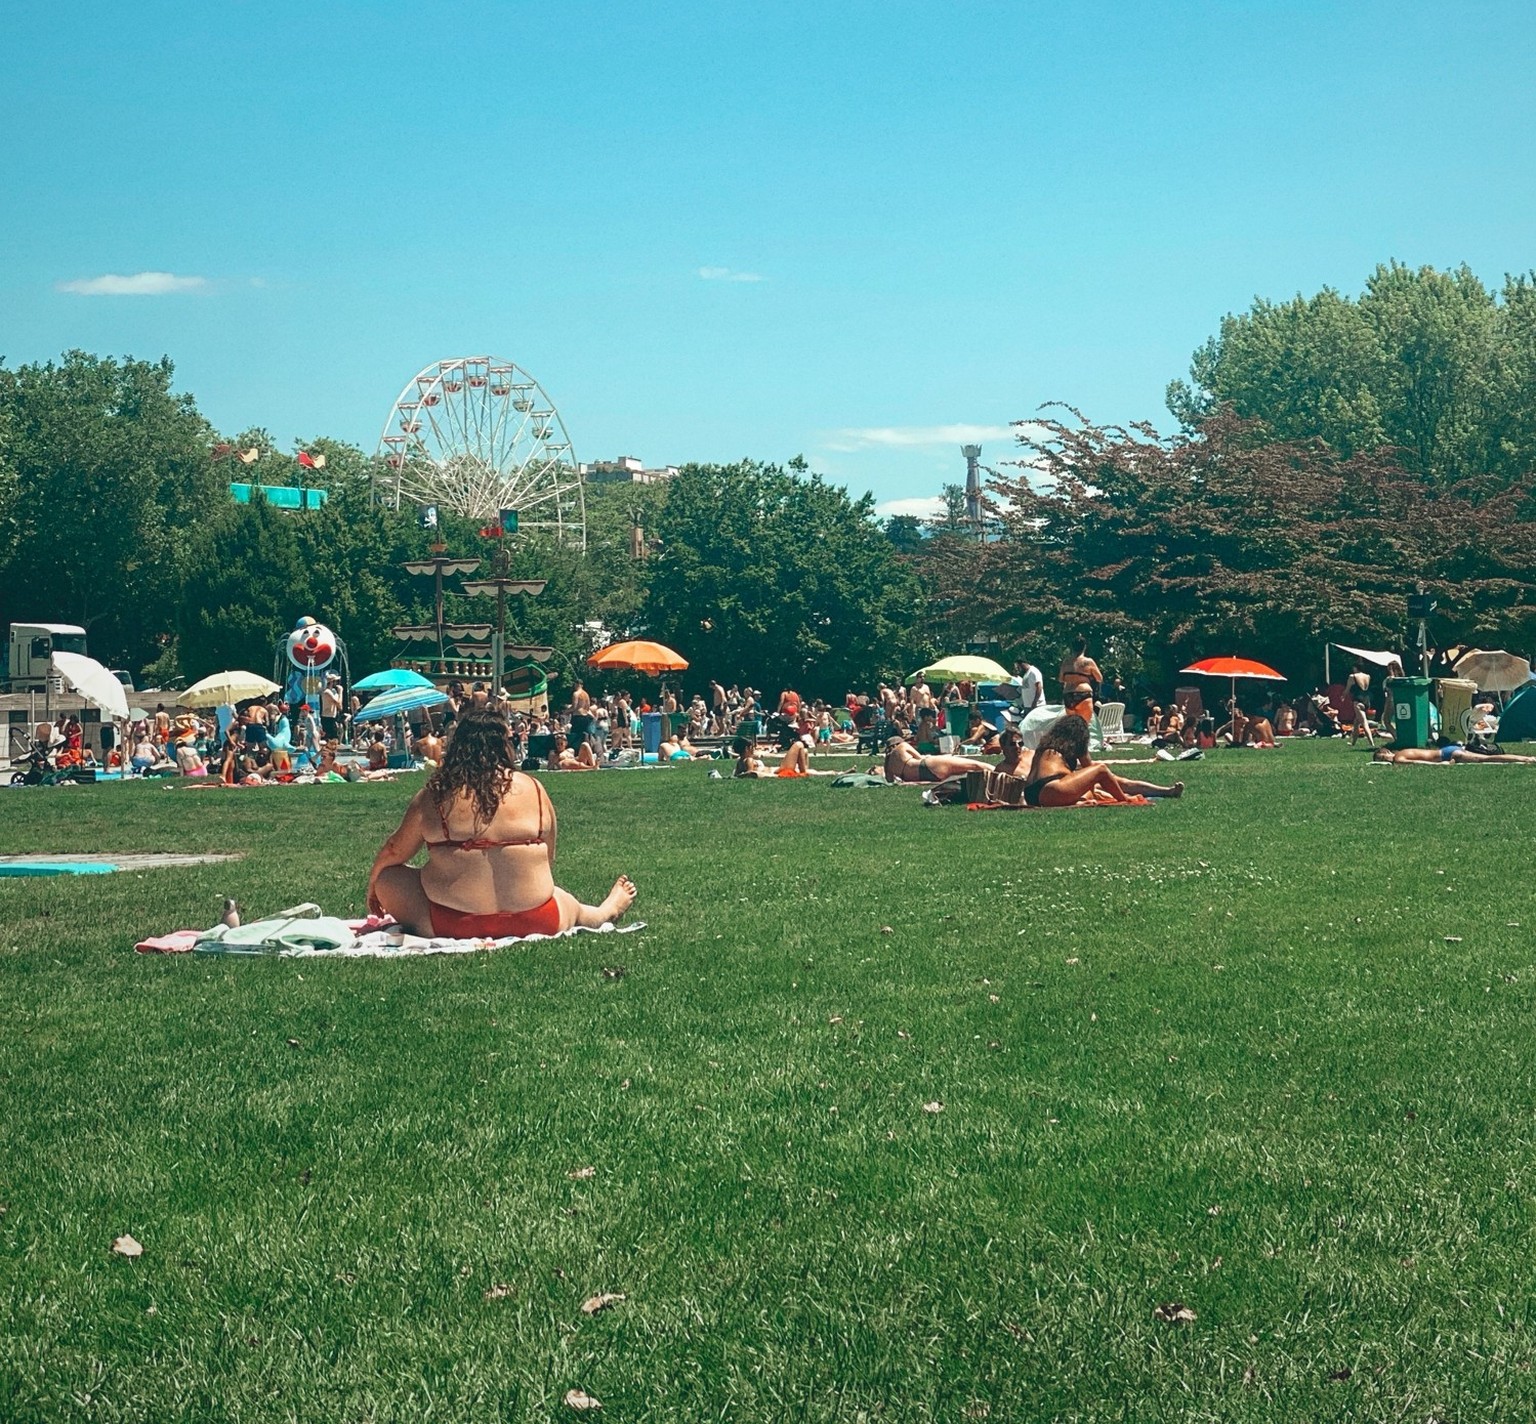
484 1284 515 1300
581 1292 626 1315
1327 1366 1353 1382
568 1166 597 1180
600 966 626 980
1152 1301 1196 1323
564 1387 602 1411
922 1101 944 1114
112 1234 143 1258
880 926 894 935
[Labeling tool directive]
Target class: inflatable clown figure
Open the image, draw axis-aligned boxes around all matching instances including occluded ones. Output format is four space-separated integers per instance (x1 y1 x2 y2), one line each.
275 617 348 747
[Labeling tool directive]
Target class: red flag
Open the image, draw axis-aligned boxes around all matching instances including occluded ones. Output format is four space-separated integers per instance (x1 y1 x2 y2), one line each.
297 450 316 469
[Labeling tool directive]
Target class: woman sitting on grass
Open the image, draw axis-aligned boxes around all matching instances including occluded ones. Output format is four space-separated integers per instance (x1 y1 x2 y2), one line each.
368 707 636 938
550 730 600 771
1021 714 1183 806
733 735 773 778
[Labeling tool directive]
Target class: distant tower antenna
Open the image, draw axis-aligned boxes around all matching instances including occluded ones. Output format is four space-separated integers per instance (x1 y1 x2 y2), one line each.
961 444 983 526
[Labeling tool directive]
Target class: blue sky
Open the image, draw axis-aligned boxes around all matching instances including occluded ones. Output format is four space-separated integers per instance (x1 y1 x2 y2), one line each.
6 1 1536 515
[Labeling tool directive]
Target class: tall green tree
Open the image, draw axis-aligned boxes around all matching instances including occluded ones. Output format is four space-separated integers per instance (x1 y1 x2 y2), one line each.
179 492 314 680
644 461 923 694
971 410 1536 690
0 351 218 673
1168 262 1536 486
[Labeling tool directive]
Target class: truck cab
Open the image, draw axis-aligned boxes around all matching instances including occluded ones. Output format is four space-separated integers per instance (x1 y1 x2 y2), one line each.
7 623 88 690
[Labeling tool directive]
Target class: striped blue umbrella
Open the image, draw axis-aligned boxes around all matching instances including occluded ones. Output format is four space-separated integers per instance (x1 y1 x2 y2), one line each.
353 686 450 722
352 668 437 693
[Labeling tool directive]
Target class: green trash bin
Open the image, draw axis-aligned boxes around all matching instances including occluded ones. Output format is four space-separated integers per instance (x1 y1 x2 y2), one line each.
1386 677 1433 749
946 703 971 738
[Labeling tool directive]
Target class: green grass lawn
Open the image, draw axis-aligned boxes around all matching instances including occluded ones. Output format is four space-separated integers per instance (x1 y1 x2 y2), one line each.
4 741 1536 1422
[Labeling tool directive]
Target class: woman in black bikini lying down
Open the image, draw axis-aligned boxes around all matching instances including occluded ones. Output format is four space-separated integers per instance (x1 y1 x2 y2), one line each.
882 730 995 784
1021 714 1183 806
368 707 636 937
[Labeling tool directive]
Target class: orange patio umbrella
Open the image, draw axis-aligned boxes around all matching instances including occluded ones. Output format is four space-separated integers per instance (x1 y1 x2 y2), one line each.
587 640 689 675
1180 656 1286 719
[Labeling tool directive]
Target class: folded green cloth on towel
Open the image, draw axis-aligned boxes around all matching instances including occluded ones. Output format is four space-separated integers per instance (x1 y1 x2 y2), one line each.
195 903 357 955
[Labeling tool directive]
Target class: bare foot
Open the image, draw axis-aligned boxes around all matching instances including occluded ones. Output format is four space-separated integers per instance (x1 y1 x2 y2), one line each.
1164 781 1184 798
596 875 637 924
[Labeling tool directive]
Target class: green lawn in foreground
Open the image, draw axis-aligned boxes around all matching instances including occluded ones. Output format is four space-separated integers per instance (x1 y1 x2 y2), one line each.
3 741 1536 1422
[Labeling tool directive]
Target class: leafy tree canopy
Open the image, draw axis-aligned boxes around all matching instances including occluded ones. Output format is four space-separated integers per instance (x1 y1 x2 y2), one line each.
1168 261 1536 486
951 409 1536 690
644 460 927 695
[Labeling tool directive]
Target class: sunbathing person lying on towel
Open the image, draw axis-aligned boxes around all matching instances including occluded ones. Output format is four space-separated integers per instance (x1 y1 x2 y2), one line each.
367 706 637 938
882 731 994 784
1372 745 1536 765
1017 714 1183 806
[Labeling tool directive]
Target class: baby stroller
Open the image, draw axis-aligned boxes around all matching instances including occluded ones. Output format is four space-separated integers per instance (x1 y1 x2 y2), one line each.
10 746 66 787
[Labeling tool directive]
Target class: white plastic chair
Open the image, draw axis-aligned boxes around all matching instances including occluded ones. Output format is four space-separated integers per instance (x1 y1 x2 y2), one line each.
1095 702 1128 744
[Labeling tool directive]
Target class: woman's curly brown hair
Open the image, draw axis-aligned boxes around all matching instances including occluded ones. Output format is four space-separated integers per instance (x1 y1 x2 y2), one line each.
1033 712 1090 769
426 706 518 823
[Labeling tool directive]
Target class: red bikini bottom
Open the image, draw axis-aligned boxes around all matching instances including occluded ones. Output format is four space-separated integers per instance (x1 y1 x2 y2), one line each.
427 895 563 938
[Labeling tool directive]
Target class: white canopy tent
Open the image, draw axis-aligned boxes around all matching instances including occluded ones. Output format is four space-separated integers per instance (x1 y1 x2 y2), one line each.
1325 643 1402 685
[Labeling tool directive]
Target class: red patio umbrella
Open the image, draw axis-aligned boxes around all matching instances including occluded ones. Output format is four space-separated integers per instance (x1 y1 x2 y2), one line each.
1180 656 1287 722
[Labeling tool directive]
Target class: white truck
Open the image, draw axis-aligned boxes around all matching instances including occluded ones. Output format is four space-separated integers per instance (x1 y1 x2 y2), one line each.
7 623 88 691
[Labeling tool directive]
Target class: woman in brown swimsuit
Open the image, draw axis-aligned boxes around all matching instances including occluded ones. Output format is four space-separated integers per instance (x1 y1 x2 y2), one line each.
1058 635 1102 723
368 708 636 938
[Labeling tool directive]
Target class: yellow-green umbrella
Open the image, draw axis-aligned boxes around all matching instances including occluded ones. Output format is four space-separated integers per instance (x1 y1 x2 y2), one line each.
181 670 282 707
913 654 1011 683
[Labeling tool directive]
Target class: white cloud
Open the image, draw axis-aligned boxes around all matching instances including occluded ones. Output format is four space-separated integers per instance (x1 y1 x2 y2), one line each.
825 423 1023 452
57 271 208 297
874 496 946 521
698 265 764 283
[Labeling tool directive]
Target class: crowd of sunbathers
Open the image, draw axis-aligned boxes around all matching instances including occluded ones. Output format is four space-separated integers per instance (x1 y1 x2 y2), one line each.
881 714 1184 805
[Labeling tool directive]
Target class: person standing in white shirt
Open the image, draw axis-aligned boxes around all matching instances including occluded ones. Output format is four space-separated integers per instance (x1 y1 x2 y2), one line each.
1011 658 1044 711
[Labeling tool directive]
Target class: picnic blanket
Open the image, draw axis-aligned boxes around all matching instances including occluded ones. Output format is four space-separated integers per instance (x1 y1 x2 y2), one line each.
136 904 645 957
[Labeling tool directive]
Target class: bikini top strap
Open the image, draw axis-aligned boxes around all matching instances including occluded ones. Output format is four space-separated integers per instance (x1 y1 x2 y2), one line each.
528 772 552 844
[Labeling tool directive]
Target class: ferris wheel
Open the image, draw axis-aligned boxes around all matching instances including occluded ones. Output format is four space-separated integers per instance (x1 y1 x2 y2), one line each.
375 355 585 548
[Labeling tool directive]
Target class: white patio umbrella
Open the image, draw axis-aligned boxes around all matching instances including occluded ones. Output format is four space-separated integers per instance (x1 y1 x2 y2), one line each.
1453 649 1533 694
52 652 128 720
